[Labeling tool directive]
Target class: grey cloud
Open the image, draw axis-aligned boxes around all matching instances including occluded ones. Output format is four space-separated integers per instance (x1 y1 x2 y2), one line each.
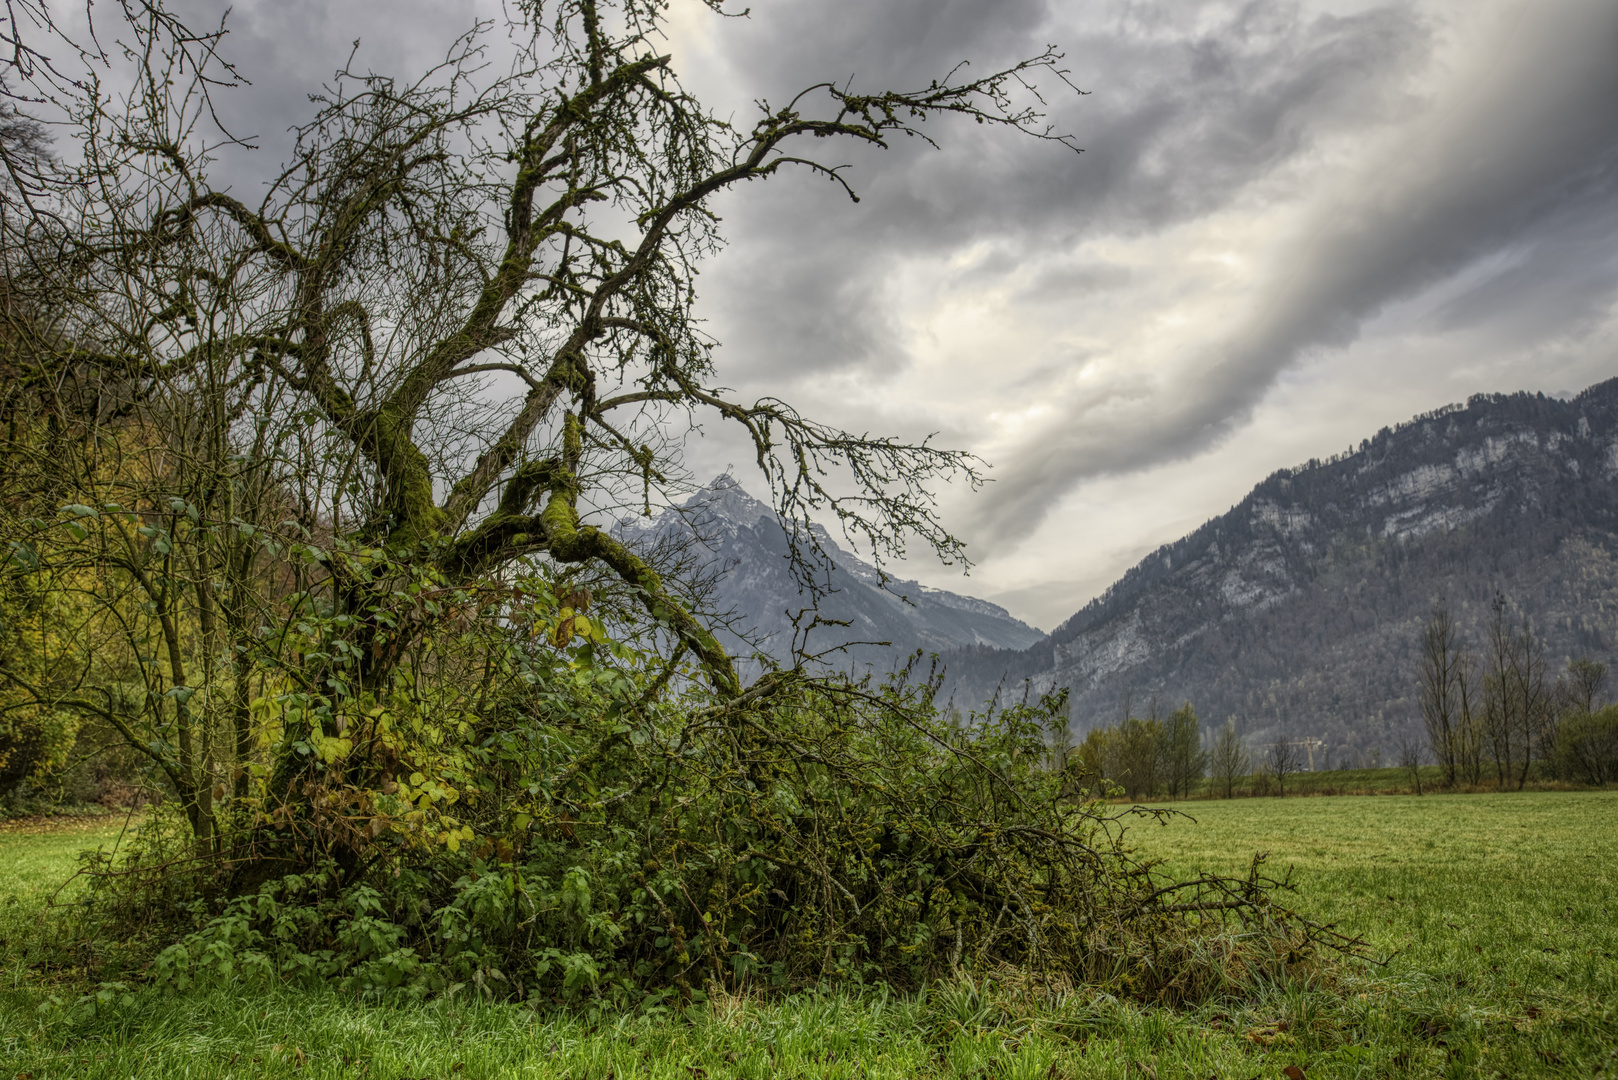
1012 258 1134 302
170 0 482 188
703 0 1428 384
1426 190 1618 344
713 0 1054 98
971 0 1618 544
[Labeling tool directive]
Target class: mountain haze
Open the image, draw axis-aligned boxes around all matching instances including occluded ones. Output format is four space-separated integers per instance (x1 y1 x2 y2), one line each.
942 378 1618 764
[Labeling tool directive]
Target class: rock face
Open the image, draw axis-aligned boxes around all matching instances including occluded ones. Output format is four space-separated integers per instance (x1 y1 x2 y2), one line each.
940 379 1618 763
616 476 1044 672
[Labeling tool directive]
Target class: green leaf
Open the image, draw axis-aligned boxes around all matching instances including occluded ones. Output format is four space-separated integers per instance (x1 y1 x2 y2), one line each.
6 541 38 570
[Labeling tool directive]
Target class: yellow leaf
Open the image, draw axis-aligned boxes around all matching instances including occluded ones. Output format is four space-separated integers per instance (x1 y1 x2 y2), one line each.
312 734 353 764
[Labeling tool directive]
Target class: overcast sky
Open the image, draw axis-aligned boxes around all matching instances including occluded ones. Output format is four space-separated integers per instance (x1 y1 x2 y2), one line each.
151 0 1618 629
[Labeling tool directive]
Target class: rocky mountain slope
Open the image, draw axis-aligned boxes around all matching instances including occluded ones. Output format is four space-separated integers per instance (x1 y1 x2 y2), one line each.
940 379 1618 763
617 476 1043 672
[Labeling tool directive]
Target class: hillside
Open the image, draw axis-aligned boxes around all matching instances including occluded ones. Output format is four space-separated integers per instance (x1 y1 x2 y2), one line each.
941 379 1618 763
616 476 1044 672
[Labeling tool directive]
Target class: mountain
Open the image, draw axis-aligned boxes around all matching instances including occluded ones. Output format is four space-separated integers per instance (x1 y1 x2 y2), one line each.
616 476 1044 671
940 378 1618 765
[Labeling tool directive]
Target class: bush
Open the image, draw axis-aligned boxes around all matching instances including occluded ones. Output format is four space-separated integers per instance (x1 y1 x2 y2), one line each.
1555 704 1618 786
88 650 1359 1008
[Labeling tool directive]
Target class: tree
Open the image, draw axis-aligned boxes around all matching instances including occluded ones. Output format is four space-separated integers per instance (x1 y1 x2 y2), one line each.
1068 725 1111 796
2 0 1081 843
1481 596 1516 789
1066 704 1166 801
1510 620 1552 789
1481 594 1550 790
1396 733 1424 795
0 3 1367 1003
1454 648 1485 786
1418 601 1463 786
1560 658 1608 716
1161 701 1207 799
1555 703 1618 786
1266 734 1300 797
1547 657 1607 777
1047 689 1075 773
1115 709 1165 801
1209 717 1248 799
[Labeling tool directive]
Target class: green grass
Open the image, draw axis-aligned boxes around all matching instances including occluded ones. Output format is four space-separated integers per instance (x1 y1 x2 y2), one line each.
1224 763 1438 797
2 794 1615 1078
1133 790 1618 975
1134 791 1618 1073
0 817 130 904
1186 763 1500 799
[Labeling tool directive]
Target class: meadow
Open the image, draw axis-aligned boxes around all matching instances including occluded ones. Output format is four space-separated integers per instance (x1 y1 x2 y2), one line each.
2 791 1613 1078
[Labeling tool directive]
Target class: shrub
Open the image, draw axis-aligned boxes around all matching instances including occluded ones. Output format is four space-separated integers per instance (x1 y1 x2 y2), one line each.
1555 704 1618 786
91 651 1360 1007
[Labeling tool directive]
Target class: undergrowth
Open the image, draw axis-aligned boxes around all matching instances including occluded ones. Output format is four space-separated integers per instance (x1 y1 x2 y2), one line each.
34 671 1362 1011
6 793 1616 1077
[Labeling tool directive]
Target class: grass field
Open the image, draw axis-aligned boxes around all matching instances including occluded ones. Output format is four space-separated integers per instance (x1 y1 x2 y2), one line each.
2 792 1614 1078
0 814 133 904
1194 764 1443 798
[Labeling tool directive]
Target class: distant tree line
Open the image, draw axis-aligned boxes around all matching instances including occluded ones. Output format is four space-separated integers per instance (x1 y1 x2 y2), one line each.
1055 696 1330 801
1420 596 1618 788
1058 699 1207 801
1043 586 1618 805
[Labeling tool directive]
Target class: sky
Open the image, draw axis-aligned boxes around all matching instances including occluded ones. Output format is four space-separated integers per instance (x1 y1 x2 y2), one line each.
90 0 1618 630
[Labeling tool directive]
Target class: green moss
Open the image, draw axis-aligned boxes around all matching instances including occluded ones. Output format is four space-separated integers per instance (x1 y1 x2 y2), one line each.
368 408 447 546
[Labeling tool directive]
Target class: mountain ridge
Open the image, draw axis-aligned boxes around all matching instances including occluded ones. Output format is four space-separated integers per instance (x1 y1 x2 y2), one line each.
939 377 1618 762
616 476 1044 670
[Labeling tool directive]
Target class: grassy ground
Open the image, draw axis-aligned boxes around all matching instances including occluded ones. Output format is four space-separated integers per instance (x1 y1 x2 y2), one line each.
1179 763 1576 799
2 793 1614 1078
1208 764 1440 797
1136 792 1618 1072
0 814 132 904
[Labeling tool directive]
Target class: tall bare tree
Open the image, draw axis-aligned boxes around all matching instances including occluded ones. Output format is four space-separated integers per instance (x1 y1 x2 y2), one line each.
1482 594 1550 790
1 0 1082 841
1161 701 1207 800
1481 595 1516 788
1209 716 1248 799
1266 734 1300 797
1418 601 1463 786
1454 648 1484 786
